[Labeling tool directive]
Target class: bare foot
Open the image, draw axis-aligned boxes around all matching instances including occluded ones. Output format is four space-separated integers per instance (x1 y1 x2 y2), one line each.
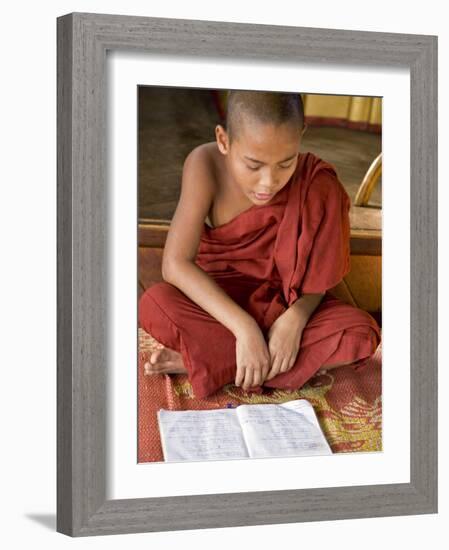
144 347 188 375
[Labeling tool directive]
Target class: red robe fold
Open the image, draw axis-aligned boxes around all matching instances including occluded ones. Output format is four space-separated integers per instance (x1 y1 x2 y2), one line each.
139 152 381 398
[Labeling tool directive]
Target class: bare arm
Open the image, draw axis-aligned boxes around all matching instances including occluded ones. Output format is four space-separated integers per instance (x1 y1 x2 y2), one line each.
162 145 258 337
287 292 325 329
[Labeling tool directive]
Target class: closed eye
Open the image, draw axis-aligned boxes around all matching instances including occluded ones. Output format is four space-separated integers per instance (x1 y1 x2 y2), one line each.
247 162 294 171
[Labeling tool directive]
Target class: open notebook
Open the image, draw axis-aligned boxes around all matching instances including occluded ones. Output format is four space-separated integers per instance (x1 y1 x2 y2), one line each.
157 398 332 462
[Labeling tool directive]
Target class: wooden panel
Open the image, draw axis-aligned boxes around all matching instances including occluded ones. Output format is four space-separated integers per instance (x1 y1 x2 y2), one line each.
344 255 382 313
328 279 358 307
138 247 164 290
138 222 170 248
349 206 381 231
350 232 381 256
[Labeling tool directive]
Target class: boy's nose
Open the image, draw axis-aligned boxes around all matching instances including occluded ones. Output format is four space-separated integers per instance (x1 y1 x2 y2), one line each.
259 178 277 192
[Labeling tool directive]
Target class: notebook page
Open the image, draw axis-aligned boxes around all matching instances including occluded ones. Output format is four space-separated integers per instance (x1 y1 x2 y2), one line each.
157 408 249 462
236 399 332 459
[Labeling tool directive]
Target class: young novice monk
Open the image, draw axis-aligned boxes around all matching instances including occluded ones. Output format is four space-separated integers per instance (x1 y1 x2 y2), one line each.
138 90 381 398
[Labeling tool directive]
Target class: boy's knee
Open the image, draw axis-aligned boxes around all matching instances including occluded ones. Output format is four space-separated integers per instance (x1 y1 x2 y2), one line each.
138 282 174 329
364 309 379 327
139 280 213 332
138 282 182 348
141 281 176 306
348 307 381 340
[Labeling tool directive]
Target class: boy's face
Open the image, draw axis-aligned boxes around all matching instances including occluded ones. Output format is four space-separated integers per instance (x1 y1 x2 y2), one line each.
216 118 306 205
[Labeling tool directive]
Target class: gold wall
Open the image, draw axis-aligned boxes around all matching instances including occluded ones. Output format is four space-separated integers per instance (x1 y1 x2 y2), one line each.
217 91 382 129
303 94 382 127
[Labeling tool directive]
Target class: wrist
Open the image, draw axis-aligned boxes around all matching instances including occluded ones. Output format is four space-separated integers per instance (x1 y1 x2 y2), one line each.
231 312 260 338
288 308 307 330
286 302 309 330
288 293 324 329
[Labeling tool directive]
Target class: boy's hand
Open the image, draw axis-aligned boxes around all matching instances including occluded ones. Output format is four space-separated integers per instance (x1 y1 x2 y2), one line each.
265 309 304 381
235 322 271 391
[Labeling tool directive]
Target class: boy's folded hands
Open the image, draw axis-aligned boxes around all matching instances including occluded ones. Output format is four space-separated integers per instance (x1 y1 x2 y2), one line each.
265 308 304 381
234 322 271 391
234 309 304 391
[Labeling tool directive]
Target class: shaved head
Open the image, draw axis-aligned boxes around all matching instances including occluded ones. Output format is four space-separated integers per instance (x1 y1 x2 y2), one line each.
224 90 305 145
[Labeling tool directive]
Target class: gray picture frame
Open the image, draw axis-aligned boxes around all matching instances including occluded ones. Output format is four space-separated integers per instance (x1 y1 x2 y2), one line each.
57 12 438 537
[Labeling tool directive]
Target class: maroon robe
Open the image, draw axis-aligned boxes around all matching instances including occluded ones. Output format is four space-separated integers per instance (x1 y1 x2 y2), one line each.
139 152 381 398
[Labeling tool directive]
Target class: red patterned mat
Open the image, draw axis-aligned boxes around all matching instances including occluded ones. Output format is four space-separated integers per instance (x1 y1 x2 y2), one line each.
138 328 382 462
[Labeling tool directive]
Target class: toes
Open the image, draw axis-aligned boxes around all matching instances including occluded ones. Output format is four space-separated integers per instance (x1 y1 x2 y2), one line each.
144 362 153 375
144 358 163 374
144 359 173 374
150 349 164 364
143 347 187 375
144 361 187 375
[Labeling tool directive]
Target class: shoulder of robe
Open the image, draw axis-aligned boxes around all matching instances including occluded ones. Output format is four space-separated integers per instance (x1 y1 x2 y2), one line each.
302 163 351 222
308 154 349 198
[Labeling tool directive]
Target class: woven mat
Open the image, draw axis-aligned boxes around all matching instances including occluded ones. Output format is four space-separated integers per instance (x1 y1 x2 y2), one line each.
138 328 382 462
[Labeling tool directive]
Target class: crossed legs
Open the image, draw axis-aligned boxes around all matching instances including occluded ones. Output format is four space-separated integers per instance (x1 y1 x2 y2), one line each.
139 282 371 378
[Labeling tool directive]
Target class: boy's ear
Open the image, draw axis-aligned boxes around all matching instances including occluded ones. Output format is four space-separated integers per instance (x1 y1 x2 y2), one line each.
301 123 308 137
215 124 230 154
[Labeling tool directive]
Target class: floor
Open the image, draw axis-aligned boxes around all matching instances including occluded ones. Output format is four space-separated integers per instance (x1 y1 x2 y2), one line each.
138 87 382 221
